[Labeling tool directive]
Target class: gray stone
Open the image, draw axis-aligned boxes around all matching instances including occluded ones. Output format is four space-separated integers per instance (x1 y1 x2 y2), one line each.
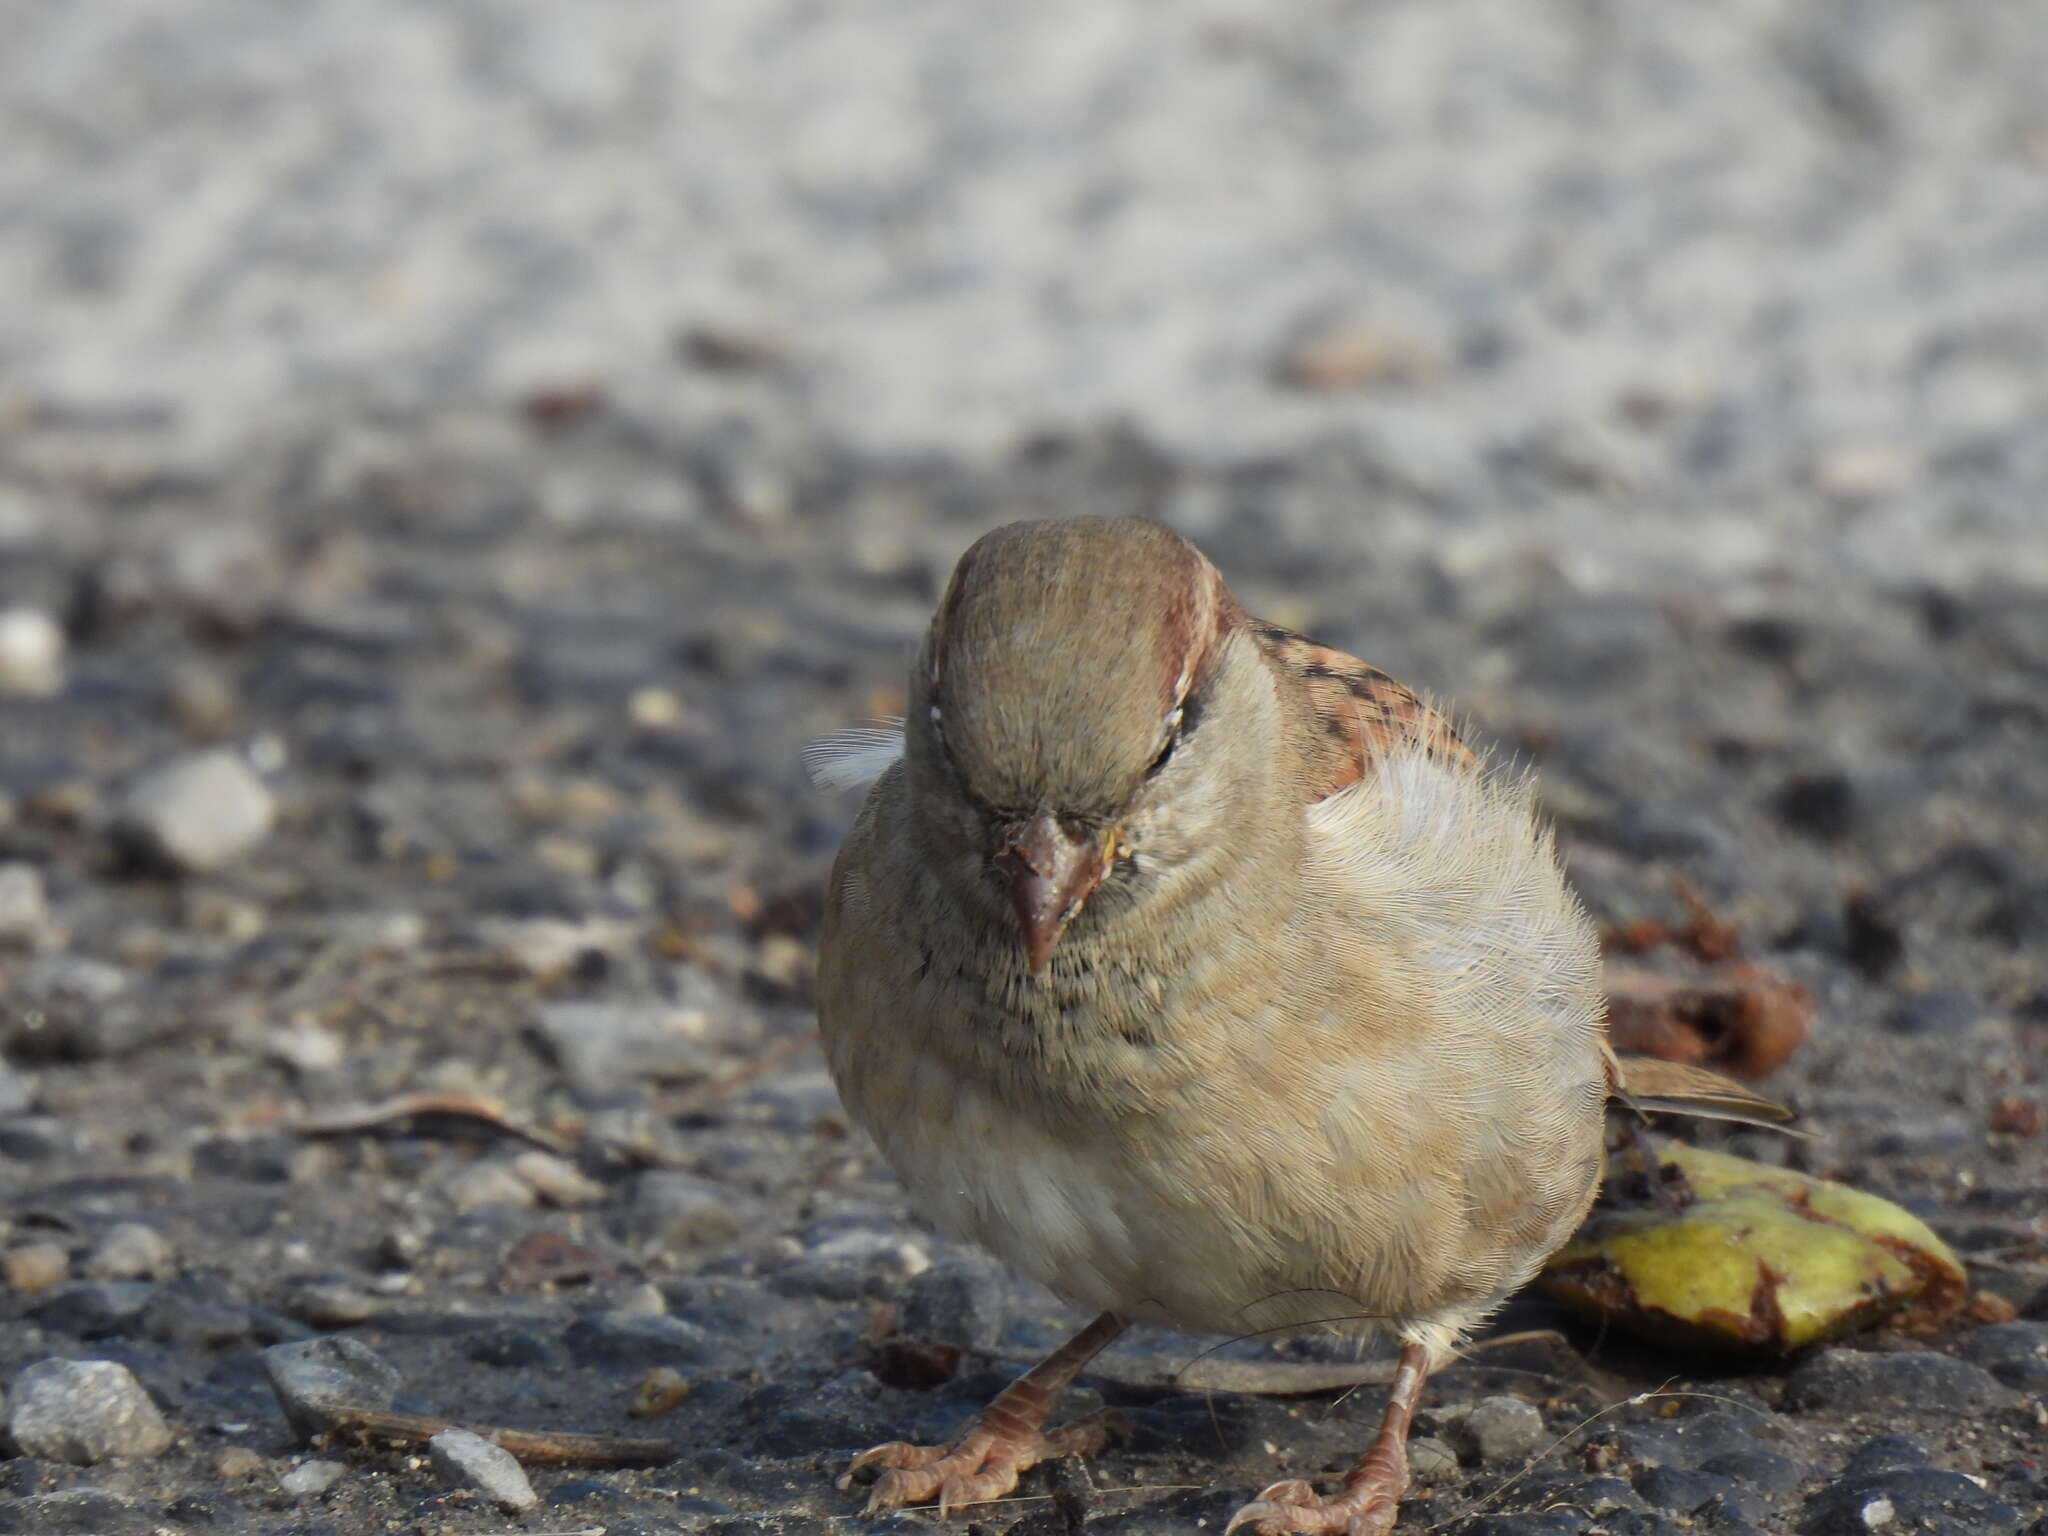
1784 1349 2010 1416
263 1335 403 1438
118 749 276 873
1445 1394 1547 1463
1958 1321 2048 1372
85 1222 176 1281
0 1062 35 1116
1633 1464 1729 1515
427 1427 539 1512
1800 1468 2021 1534
6 1358 173 1462
896 1255 1007 1349
533 1001 715 1095
275 1278 383 1328
624 1170 741 1248
563 1309 711 1368
137 1282 265 1350
441 1159 537 1212
1407 1435 1461 1486
768 1250 894 1301
4 955 150 1062
29 1280 156 1337
1699 1449 1806 1499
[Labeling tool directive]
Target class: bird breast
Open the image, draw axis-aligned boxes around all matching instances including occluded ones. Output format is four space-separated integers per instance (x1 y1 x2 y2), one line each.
820 748 1607 1340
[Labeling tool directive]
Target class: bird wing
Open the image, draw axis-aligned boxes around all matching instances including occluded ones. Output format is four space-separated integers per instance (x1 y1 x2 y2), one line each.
1257 621 1800 1135
1606 1049 1799 1130
1247 621 1475 800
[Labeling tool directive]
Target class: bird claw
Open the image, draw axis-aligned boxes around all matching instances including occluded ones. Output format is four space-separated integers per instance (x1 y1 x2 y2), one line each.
1224 1479 1402 1536
847 1410 1124 1516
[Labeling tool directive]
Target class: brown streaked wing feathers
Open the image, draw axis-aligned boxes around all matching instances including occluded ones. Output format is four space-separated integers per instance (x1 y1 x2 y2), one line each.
1606 1049 1799 1130
1248 621 1475 801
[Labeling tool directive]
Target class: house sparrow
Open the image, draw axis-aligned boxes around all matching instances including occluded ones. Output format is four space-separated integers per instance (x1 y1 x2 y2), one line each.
812 517 1783 1533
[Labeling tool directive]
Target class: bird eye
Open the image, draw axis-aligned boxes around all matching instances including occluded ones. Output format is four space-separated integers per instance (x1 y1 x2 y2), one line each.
1145 706 1184 778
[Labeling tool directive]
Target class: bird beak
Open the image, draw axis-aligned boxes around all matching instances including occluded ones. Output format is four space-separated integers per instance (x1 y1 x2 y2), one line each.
1002 813 1115 974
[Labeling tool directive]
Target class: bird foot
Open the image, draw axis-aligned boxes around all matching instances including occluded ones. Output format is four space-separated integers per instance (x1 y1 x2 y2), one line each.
844 1409 1123 1516
1225 1473 1404 1536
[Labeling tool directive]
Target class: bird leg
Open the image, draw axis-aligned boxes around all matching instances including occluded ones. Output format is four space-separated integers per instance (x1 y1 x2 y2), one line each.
847 1310 1127 1516
1227 1339 1431 1536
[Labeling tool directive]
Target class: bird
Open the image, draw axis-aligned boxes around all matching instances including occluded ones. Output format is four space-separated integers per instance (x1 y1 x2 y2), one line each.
810 516 1785 1534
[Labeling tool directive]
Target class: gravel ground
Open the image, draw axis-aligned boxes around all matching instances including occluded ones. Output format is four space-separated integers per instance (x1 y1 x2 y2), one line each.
3 5 2048 1535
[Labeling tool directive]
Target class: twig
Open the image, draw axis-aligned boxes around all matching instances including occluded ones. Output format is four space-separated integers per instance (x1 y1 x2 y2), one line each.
288 1091 574 1156
317 1405 675 1465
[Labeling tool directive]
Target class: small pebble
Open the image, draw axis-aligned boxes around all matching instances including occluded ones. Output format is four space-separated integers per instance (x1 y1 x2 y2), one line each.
276 1278 382 1328
428 1427 539 1513
1445 1395 1547 1463
897 1255 1007 1349
266 1019 345 1074
118 749 276 873
614 1281 669 1318
6 1358 174 1462
0 863 50 944
1407 1435 1461 1485
811 1229 930 1277
214 1445 266 1479
511 1149 607 1206
626 1170 741 1247
0 607 64 696
190 891 269 943
482 916 641 979
443 1159 538 1212
168 661 237 739
30 1279 155 1335
1633 1464 1724 1514
85 1222 177 1281
263 1336 402 1439
630 1366 691 1418
163 521 285 634
4 1241 70 1295
563 1309 711 1368
533 1001 714 1094
628 685 684 729
0 1062 35 1116
278 1458 347 1497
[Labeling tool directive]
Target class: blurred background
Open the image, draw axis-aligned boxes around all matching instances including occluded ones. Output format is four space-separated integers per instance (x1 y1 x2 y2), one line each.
7 1 2047 581
2 4 2047 1532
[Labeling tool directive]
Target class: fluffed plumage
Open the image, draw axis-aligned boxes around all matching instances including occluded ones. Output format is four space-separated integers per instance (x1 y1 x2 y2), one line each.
813 517 1780 1534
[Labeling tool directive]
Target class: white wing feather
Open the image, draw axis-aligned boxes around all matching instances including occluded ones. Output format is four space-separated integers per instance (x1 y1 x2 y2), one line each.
803 719 905 793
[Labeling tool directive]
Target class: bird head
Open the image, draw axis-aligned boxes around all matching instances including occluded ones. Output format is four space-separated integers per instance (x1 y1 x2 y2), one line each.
904 517 1282 975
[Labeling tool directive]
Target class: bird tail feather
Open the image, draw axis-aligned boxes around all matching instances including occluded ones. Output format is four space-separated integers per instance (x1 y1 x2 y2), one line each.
1606 1051 1802 1133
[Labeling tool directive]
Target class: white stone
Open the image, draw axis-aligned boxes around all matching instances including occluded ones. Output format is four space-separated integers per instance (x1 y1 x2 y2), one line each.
278 1459 347 1496
428 1428 538 1513
0 608 63 697
0 863 49 943
121 750 275 873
